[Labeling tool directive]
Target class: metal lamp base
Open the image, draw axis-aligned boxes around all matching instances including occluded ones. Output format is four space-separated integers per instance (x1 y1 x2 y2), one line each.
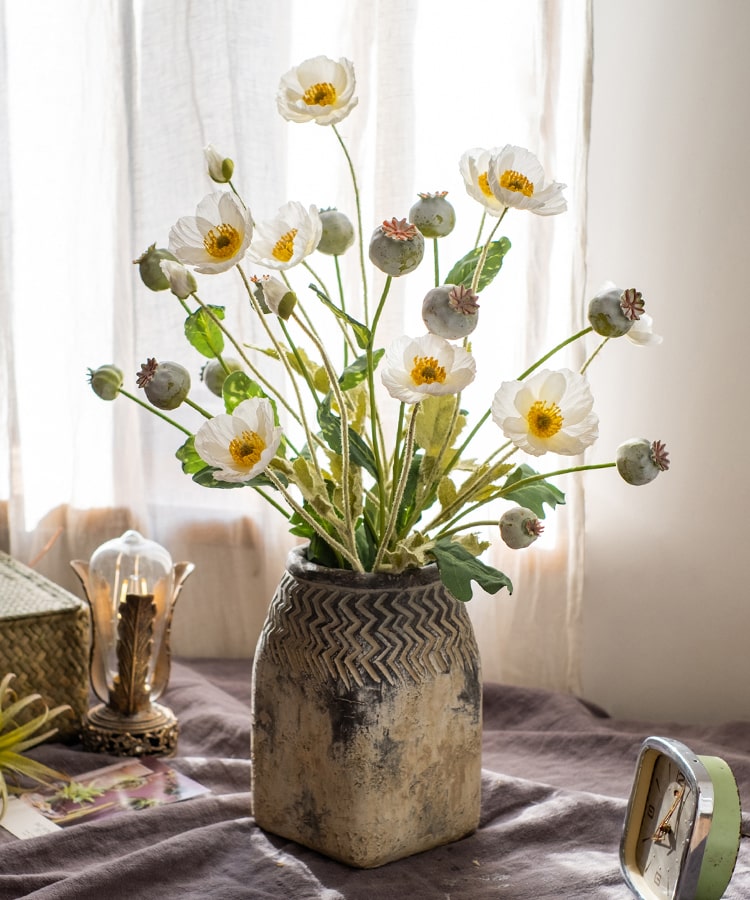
80 702 179 757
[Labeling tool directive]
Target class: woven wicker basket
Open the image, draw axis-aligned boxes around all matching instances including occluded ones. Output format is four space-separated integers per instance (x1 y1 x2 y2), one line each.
0 552 89 742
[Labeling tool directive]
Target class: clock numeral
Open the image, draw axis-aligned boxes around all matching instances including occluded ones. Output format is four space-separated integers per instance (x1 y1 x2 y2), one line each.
646 802 655 819
654 868 662 886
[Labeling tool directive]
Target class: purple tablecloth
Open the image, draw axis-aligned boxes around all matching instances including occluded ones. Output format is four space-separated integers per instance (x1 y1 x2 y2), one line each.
0 659 748 899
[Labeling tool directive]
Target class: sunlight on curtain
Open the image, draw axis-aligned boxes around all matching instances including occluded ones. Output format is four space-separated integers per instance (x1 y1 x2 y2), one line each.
1 0 592 682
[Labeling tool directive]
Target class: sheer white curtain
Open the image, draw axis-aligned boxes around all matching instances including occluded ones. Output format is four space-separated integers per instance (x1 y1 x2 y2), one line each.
0 0 592 687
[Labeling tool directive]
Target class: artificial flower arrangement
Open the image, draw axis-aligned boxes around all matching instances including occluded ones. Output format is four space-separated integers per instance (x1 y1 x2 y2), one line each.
89 55 669 603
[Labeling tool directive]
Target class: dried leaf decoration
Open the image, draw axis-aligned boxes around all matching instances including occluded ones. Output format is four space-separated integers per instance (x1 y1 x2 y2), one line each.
109 594 155 715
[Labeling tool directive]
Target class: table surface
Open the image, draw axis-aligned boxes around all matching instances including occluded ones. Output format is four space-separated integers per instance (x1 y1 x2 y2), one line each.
1 658 748 899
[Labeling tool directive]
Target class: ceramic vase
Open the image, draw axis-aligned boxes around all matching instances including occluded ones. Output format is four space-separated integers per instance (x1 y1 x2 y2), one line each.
251 546 482 868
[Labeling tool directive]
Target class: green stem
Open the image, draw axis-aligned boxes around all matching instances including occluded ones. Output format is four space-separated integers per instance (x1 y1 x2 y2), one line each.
580 336 610 375
191 293 302 425
474 210 486 250
291 311 358 559
117 388 192 436
373 403 420 570
182 397 212 419
432 238 440 287
333 124 368 324
334 255 349 367
237 265 323 477
436 520 499 540
470 211 505 294
516 326 593 381
265 469 364 572
366 277 393 534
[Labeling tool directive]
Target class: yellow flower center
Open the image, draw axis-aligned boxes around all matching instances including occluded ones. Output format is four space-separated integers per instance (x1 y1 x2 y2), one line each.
527 400 563 439
272 228 298 263
499 169 534 197
228 429 266 469
478 172 493 198
302 82 337 107
204 224 241 259
411 355 447 386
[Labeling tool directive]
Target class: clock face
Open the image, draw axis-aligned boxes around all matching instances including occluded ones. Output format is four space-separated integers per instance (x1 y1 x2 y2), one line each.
632 752 698 899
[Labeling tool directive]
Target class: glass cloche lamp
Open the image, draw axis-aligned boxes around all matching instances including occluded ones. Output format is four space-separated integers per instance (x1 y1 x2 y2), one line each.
71 530 194 755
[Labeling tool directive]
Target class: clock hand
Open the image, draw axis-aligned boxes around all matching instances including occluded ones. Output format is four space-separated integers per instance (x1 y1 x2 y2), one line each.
652 784 685 843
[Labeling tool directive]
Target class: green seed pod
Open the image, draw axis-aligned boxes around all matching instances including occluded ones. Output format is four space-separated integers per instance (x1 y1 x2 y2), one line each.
87 365 123 401
409 191 456 238
422 284 479 340
499 506 544 549
201 358 243 397
368 217 424 277
134 244 179 292
317 208 355 255
142 360 191 410
588 287 635 337
616 438 670 486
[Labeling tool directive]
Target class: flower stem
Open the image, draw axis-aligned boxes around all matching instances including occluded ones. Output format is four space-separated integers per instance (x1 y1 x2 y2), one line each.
182 397 212 418
516 326 593 381
580 336 609 375
291 311 358 560
432 238 440 286
265 468 364 572
373 403 420 570
333 124 369 324
117 388 192 436
470 210 506 294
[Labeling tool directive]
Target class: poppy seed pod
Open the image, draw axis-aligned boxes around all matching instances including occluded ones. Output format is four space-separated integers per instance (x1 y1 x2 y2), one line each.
134 244 179 292
422 284 479 340
616 438 670 486
317 208 355 255
409 191 456 238
499 507 544 549
88 365 123 401
368 218 424 277
139 360 191 410
201 358 243 397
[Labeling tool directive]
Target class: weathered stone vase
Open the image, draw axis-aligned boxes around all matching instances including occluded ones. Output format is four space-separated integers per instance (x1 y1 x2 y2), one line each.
251 546 482 868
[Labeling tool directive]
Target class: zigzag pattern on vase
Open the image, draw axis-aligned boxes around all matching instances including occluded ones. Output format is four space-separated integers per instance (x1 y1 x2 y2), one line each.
260 571 478 689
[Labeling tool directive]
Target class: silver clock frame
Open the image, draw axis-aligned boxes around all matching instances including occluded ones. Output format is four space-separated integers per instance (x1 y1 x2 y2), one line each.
620 736 717 900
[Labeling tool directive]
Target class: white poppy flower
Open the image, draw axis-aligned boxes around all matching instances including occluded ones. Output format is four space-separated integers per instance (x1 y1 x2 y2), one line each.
626 313 663 347
486 145 567 216
277 55 358 126
194 397 283 483
247 201 322 270
491 368 598 456
458 147 507 217
168 191 253 274
381 334 476 405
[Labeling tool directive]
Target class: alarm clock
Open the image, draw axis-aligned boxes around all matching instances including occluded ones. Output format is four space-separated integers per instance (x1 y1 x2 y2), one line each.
620 735 741 899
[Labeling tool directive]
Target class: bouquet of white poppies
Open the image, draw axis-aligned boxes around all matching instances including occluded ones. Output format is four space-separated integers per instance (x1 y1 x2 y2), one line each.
89 55 669 602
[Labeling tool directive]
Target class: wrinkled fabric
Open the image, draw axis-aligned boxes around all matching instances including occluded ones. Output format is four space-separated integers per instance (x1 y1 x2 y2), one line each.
0 660 748 899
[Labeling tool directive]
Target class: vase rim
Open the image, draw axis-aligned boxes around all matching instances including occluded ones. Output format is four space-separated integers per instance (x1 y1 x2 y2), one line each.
285 545 441 590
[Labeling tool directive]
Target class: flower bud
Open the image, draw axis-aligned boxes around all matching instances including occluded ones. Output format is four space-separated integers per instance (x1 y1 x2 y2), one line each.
137 359 191 410
87 365 123 401
160 259 197 299
317 208 355 255
369 217 424 277
204 144 234 183
134 244 179 292
616 438 670 485
422 284 479 340
251 275 297 320
499 507 544 549
201 358 243 397
588 285 645 337
408 191 456 238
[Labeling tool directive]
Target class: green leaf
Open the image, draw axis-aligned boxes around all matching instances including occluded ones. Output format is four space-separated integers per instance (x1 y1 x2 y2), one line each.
307 283 371 349
338 349 385 391
502 464 566 518
445 238 511 293
192 466 274 490
184 306 225 358
415 395 465 456
222 371 265 413
317 395 378 478
395 452 424 533
430 537 513 602
355 519 378 572
175 437 205 475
